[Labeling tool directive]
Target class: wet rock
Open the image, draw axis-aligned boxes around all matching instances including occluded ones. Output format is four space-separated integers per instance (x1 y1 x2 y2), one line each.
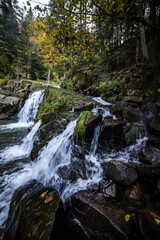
38 112 56 125
99 179 117 198
3 180 61 240
125 107 141 122
57 159 87 182
38 119 68 139
123 96 143 104
0 113 10 120
125 123 147 146
107 161 138 186
104 115 113 120
136 163 160 177
139 103 157 124
135 163 160 196
0 95 19 114
149 112 160 135
71 145 88 159
139 146 160 164
148 135 160 148
125 183 143 207
74 102 93 112
137 209 160 240
110 103 126 117
98 119 124 151
31 119 68 161
69 190 139 240
74 111 102 145
30 140 46 161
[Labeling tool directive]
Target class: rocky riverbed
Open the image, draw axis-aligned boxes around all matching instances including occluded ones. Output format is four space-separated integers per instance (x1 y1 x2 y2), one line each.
0 80 160 240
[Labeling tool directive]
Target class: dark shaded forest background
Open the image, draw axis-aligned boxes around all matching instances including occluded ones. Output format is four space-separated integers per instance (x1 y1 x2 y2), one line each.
0 0 160 102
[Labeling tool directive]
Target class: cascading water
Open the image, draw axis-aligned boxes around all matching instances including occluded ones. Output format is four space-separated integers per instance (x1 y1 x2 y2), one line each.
0 90 44 130
11 120 103 202
18 90 44 124
0 90 44 227
93 97 112 106
0 121 41 163
0 92 149 233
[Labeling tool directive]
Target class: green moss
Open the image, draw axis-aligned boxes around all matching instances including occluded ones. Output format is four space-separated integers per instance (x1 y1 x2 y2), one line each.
74 111 92 145
32 82 44 90
0 79 6 87
36 88 70 125
110 104 127 116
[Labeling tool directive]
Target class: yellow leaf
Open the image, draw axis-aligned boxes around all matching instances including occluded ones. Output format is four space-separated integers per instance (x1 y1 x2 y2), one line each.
151 212 160 225
125 214 131 222
40 191 48 198
155 218 160 225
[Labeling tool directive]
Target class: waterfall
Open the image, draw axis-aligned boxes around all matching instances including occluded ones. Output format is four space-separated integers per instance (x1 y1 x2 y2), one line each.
0 119 103 225
18 90 44 124
0 92 149 230
0 90 44 227
0 90 44 130
0 121 41 226
0 121 41 162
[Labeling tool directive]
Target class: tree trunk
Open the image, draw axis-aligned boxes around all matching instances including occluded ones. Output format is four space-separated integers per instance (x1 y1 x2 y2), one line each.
139 23 149 60
135 39 140 64
9 60 11 80
17 66 19 80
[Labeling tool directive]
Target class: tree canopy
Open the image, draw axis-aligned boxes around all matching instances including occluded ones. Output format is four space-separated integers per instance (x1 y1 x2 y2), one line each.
0 0 160 100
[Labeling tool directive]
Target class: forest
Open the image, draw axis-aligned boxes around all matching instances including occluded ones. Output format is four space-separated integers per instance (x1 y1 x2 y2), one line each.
0 0 160 101
1 1 160 239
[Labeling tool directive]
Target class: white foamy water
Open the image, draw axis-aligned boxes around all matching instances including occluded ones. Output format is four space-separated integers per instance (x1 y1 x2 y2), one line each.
18 90 44 124
0 90 44 130
103 136 148 164
0 121 41 163
0 121 41 226
92 106 116 120
93 97 112 106
0 90 44 227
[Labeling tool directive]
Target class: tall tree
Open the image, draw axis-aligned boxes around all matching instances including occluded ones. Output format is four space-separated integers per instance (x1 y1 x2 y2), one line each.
0 0 21 78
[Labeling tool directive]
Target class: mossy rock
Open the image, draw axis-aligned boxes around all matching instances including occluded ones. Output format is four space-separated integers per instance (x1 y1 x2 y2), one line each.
35 87 94 127
35 88 70 125
74 111 102 145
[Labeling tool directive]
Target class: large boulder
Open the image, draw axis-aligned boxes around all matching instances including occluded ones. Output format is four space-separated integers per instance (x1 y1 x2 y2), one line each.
99 179 117 198
74 111 102 146
149 112 160 135
68 190 140 240
124 123 147 146
30 118 68 161
137 209 160 240
148 135 160 148
3 180 61 240
57 159 87 182
98 119 124 151
0 94 19 114
123 96 143 104
104 161 138 186
125 107 141 122
139 103 157 124
139 146 160 164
